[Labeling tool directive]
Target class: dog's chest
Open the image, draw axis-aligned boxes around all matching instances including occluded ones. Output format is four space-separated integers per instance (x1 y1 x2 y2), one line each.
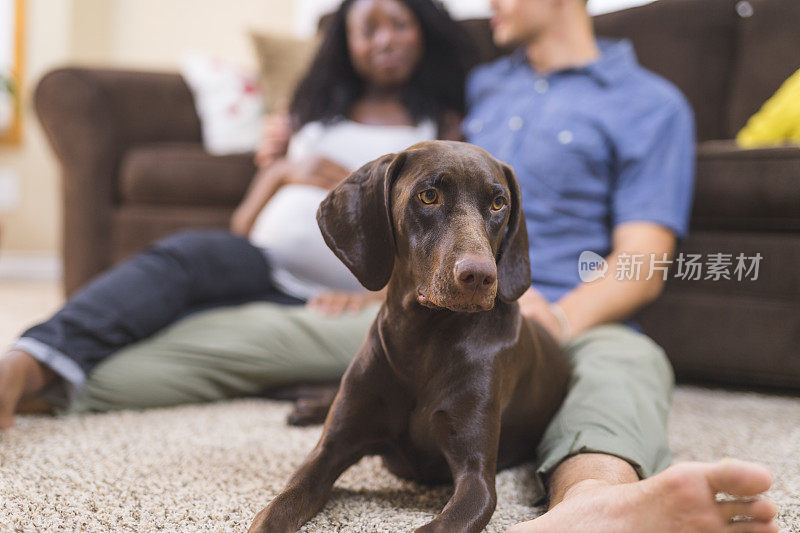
378 397 458 483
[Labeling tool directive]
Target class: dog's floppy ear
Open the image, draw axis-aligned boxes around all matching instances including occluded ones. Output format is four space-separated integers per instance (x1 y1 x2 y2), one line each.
497 163 531 302
316 152 405 291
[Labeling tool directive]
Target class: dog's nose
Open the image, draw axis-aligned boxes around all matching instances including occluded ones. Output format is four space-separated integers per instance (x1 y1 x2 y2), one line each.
454 256 497 292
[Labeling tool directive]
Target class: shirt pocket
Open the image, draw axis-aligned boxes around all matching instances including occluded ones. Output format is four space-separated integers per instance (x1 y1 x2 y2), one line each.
518 119 612 199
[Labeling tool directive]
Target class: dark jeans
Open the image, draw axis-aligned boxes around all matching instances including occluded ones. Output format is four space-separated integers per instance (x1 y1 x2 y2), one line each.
18 230 304 386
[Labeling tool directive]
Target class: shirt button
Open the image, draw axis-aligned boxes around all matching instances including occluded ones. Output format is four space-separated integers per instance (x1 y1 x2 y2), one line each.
508 116 524 131
468 119 483 134
736 0 753 17
558 130 573 144
534 79 549 93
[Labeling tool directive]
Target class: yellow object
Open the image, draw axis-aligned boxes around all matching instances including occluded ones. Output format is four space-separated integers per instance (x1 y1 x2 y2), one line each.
736 68 800 148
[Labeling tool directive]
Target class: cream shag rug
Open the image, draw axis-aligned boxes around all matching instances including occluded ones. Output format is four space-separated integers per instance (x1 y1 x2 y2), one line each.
1 386 798 532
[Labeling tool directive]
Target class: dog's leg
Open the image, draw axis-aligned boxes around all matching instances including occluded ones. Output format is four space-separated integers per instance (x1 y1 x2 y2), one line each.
248 429 368 533
248 350 400 533
415 404 501 533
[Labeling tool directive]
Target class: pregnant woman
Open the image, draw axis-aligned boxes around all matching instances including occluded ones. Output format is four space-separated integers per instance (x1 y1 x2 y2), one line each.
0 0 472 428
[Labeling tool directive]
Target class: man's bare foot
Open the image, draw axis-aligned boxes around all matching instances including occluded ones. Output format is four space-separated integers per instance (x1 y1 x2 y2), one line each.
0 350 55 429
508 459 777 533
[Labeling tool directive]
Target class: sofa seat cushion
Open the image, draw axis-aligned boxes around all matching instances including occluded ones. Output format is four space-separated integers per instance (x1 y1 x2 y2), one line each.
666 230 800 302
119 143 256 207
691 140 800 231
637 289 800 390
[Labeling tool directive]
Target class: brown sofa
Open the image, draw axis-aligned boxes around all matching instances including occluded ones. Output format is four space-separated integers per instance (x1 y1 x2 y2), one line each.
35 0 800 390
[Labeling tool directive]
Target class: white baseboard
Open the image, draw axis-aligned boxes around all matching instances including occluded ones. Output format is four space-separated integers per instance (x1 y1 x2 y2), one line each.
0 251 62 280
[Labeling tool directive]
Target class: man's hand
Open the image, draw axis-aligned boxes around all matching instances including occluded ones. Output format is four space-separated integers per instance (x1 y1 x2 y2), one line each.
306 291 383 317
518 286 567 343
255 111 292 168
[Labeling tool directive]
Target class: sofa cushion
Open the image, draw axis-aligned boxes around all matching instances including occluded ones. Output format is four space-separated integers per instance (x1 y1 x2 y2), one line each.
250 32 319 113
119 143 255 207
726 0 800 137
594 0 738 142
663 230 800 302
735 67 800 148
691 141 800 231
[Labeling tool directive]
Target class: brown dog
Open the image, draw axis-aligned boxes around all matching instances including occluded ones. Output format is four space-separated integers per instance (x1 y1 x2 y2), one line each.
249 140 570 533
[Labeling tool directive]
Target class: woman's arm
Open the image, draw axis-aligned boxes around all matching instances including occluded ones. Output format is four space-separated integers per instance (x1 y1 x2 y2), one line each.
232 111 294 236
231 156 352 236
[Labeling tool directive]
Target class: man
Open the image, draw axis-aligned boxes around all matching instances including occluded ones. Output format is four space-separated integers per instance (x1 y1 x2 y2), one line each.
471 0 776 531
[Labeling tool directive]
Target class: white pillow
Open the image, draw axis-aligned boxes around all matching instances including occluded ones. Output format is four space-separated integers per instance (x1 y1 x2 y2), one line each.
180 53 263 155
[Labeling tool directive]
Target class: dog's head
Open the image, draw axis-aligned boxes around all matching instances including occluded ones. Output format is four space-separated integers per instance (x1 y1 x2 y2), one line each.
317 140 530 312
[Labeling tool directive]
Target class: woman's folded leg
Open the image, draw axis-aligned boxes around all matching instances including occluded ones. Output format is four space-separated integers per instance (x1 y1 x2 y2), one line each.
67 301 380 413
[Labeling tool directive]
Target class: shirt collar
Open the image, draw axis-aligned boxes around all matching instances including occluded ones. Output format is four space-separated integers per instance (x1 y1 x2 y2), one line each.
508 38 637 86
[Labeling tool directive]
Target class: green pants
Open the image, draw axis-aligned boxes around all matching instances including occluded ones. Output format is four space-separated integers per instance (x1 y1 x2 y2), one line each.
69 302 673 502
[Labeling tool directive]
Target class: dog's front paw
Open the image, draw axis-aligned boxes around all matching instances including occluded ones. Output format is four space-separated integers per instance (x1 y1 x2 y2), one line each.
248 505 296 533
414 522 452 533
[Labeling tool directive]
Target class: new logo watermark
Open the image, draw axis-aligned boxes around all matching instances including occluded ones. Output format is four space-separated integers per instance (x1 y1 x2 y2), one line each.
578 251 608 283
578 251 763 282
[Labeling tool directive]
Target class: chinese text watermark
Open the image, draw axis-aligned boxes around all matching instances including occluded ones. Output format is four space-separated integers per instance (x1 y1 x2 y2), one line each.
578 252 763 282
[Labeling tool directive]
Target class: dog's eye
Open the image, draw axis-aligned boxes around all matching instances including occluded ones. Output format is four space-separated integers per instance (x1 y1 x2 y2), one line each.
418 189 439 205
491 196 507 211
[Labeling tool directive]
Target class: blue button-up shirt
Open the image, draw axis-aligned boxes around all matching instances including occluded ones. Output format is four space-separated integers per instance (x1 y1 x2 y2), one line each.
465 39 695 302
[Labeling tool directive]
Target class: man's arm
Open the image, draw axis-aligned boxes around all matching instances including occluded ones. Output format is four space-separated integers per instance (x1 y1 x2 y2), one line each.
557 222 676 337
519 222 676 342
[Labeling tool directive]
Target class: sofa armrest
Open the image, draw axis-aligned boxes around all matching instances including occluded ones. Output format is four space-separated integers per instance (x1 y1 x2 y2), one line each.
34 67 202 295
692 140 800 232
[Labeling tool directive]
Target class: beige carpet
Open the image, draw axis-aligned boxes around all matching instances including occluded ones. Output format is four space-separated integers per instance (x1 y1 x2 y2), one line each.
0 387 797 532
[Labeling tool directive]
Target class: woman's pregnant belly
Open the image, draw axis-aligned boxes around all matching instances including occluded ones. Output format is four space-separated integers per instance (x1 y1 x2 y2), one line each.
248 184 364 298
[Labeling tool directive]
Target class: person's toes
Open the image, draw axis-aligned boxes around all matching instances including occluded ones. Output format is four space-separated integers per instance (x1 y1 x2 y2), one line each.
726 519 779 533
719 497 777 523
706 459 773 498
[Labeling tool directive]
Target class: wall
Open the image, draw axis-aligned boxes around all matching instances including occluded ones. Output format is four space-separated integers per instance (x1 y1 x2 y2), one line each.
0 0 71 275
294 0 494 38
110 0 294 70
293 0 655 36
0 0 296 278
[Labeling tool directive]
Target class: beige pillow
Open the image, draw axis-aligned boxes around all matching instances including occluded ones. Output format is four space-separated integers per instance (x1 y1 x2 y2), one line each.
250 32 320 113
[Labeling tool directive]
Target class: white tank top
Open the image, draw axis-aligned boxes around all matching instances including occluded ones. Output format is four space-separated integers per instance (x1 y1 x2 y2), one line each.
248 118 438 300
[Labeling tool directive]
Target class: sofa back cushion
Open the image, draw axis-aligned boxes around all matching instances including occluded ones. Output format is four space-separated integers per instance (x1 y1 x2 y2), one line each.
593 0 739 142
726 0 800 137
251 32 320 113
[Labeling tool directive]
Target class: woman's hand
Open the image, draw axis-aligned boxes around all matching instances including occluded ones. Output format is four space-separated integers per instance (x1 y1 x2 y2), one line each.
230 155 349 237
255 111 292 168
282 156 351 190
307 290 384 317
